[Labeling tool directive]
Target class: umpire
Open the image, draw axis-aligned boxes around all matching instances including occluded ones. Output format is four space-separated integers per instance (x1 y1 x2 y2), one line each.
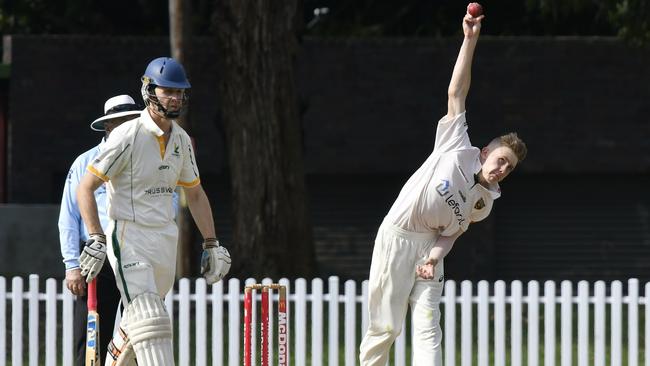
58 95 141 365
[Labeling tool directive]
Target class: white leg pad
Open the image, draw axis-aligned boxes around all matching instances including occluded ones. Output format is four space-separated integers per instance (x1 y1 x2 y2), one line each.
126 293 174 366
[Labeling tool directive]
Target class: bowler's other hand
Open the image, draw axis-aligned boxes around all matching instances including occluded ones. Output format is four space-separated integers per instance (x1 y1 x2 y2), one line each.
79 233 107 283
201 239 231 285
65 268 87 296
463 13 485 38
416 257 439 280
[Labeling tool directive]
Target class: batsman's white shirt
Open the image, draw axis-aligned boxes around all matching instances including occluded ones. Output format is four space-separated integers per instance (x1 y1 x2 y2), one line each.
88 109 200 226
385 112 500 236
88 110 199 304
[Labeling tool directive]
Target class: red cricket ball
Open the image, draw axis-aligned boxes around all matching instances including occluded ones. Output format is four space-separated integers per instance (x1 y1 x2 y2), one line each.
467 2 483 17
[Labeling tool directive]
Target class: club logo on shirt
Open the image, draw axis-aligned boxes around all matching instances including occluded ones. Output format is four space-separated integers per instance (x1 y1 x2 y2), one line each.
474 198 485 210
172 143 180 158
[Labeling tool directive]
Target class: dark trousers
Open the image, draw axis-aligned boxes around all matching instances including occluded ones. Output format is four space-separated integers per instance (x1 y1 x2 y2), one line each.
73 245 121 366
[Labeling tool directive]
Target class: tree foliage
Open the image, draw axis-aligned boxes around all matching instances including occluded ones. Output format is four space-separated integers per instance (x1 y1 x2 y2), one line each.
0 0 199 35
0 0 648 43
608 0 650 44
303 0 649 43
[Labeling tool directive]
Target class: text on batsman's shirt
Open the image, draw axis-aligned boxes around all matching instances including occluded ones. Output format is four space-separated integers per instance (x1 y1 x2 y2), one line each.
88 110 200 227
385 112 501 236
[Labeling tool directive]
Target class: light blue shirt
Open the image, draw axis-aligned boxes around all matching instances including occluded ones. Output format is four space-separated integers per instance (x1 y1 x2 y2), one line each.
58 140 180 271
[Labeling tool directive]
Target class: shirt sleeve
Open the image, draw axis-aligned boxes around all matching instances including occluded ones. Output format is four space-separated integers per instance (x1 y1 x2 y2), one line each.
58 156 84 270
177 134 200 188
433 112 473 154
87 128 130 182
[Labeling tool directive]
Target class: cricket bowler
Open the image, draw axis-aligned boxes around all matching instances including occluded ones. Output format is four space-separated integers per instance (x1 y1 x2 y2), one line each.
359 11 527 366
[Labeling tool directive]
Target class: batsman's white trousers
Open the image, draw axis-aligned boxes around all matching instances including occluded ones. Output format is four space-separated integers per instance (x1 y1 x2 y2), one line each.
360 223 444 366
106 220 178 306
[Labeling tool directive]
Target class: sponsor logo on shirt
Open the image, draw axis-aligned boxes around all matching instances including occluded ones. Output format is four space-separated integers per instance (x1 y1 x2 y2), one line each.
436 179 466 226
144 186 174 195
158 165 170 170
445 194 466 226
436 179 450 196
123 262 141 269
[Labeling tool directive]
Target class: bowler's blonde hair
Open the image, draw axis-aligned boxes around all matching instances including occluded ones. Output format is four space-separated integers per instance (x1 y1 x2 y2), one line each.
489 132 527 162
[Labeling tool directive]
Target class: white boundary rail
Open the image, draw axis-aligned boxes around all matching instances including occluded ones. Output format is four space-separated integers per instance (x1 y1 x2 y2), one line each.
0 276 646 365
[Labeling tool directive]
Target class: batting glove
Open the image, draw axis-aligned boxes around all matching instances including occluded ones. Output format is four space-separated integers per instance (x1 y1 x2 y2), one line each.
201 238 231 285
79 233 107 283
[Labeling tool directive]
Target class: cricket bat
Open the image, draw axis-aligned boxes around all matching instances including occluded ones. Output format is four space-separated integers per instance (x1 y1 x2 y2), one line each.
85 278 100 366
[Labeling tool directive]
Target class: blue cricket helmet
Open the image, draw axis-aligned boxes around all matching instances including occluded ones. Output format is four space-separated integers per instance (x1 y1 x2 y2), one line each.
142 57 191 89
141 57 190 119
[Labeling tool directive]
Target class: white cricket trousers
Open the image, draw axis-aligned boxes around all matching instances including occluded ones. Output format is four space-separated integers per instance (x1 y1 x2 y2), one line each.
105 220 178 366
106 220 178 303
359 223 444 366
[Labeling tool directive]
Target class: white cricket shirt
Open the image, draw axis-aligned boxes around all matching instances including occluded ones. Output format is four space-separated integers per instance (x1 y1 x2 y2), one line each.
88 110 200 227
385 112 500 236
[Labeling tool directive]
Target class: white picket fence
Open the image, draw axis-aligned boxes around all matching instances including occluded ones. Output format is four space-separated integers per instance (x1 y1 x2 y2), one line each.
0 275 647 366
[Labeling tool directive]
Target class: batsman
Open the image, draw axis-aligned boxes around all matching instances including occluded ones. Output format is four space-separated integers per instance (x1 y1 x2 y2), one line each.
359 10 527 366
77 57 231 365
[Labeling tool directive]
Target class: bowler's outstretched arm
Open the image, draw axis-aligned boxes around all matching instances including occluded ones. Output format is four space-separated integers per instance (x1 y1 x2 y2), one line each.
446 14 484 118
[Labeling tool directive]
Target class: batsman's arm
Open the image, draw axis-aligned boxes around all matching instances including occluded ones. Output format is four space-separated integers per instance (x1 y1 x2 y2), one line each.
184 184 217 240
446 14 484 118
77 172 105 235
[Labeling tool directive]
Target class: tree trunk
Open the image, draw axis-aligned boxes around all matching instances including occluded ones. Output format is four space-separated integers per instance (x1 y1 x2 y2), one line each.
213 0 315 278
169 0 198 278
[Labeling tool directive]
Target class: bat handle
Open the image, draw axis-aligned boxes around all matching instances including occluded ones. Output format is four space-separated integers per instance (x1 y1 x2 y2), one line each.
87 278 98 311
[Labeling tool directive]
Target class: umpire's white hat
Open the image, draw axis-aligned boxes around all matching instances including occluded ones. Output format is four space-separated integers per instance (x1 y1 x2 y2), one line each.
90 95 142 131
